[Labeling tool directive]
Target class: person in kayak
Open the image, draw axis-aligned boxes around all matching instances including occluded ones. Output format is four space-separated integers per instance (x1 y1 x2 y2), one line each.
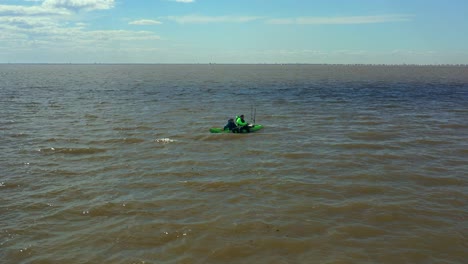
224 118 238 132
236 114 250 133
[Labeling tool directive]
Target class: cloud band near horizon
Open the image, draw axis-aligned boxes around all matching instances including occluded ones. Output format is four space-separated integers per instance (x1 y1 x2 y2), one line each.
267 14 413 25
162 14 413 25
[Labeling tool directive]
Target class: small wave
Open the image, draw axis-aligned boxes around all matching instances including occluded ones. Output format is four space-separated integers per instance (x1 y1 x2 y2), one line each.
281 152 317 159
408 174 465 187
439 124 468 129
321 201 374 215
330 224 387 239
183 178 266 192
10 133 28 138
0 181 22 189
44 138 81 143
47 169 81 177
99 138 145 144
334 143 389 150
38 147 107 155
113 126 152 131
343 184 389 196
355 121 383 126
155 138 176 143
84 114 98 119
412 139 450 145
347 131 399 141
195 134 248 142
455 149 468 155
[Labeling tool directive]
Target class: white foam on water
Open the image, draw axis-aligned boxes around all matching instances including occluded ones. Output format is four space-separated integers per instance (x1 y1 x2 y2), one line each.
155 138 176 143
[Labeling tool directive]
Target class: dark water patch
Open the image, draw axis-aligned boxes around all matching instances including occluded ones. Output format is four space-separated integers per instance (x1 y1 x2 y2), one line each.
422 165 450 173
91 138 146 144
425 191 468 208
48 102 62 109
9 133 29 138
331 173 383 182
441 157 468 167
183 178 265 192
164 159 223 168
454 148 468 155
194 134 262 142
339 184 390 196
407 173 466 187
411 138 451 145
271 182 345 201
279 152 318 159
318 201 377 217
38 147 107 155
84 113 99 119
67 154 114 163
347 131 400 141
121 181 163 190
113 126 153 131
330 224 387 239
368 209 421 224
353 120 385 126
43 169 81 177
447 108 468 113
0 181 24 190
85 202 134 217
439 123 468 129
351 152 403 161
313 160 370 170
43 137 82 143
275 166 319 176
333 143 393 150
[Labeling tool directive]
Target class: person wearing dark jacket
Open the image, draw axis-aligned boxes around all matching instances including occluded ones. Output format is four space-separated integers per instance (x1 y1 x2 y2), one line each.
224 118 238 132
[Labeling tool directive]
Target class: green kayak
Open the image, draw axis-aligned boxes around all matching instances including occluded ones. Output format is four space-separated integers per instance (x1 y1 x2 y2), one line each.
209 124 264 133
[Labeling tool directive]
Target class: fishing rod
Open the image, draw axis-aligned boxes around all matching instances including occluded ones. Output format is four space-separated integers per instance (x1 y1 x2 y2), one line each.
251 105 254 125
250 105 257 125
253 107 256 125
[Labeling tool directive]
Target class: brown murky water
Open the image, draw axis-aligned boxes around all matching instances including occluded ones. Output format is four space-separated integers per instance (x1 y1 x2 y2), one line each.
1 64 467 263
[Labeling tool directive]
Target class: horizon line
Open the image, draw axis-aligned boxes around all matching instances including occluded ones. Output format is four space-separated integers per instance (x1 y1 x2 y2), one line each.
1 63 467 67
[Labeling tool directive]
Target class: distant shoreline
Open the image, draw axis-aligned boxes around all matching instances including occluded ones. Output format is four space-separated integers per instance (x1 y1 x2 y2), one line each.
1 63 467 67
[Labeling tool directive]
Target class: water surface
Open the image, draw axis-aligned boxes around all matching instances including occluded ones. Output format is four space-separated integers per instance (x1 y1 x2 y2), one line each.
1 64 467 263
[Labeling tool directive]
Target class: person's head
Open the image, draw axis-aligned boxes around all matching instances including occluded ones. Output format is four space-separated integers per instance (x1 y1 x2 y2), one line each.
240 114 244 119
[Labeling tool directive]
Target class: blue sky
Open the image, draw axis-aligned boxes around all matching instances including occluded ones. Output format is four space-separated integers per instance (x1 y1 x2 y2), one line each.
1 0 467 64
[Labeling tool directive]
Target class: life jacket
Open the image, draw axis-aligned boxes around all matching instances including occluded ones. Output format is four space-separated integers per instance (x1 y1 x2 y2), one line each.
236 116 247 126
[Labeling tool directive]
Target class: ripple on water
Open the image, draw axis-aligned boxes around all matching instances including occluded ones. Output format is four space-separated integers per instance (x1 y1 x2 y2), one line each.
37 147 107 155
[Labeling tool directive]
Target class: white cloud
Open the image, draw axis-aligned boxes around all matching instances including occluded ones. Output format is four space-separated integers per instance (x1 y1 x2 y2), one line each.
173 0 195 3
166 15 262 24
42 0 115 12
0 1 160 58
1 19 161 44
0 4 70 16
129 19 162 25
0 1 116 17
75 22 88 27
267 15 413 25
0 16 59 30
